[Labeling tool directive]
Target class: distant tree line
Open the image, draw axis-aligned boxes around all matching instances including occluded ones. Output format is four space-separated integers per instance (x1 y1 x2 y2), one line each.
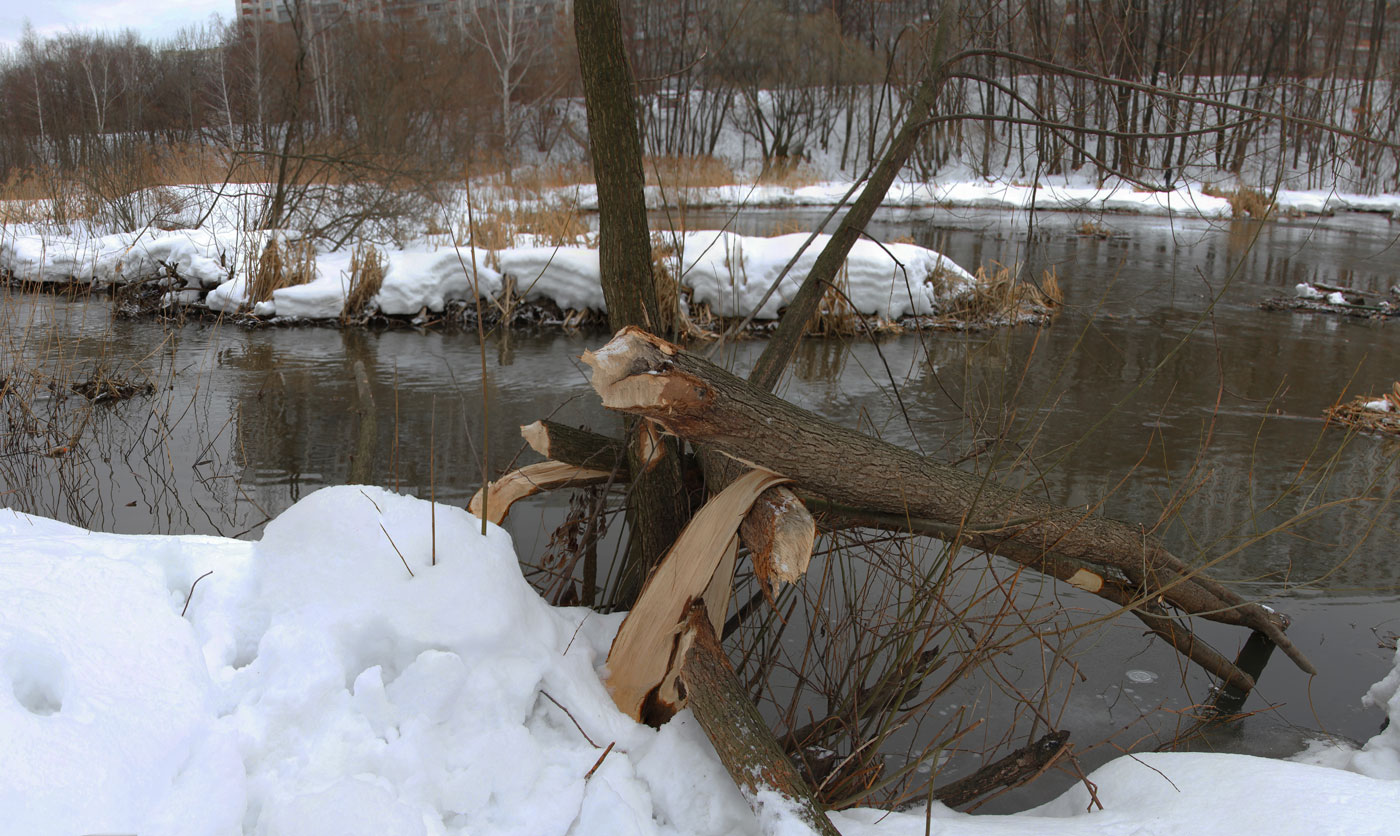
0 0 1396 203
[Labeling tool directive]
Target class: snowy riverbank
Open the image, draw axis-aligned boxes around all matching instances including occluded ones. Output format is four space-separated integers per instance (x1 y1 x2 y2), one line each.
3 174 1400 326
0 227 977 325
2 486 1397 836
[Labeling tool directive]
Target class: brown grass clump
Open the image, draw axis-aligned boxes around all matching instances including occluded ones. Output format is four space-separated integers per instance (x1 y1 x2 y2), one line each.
757 157 823 188
249 237 317 305
1076 221 1111 238
1203 184 1274 219
805 264 861 337
645 155 735 190
508 161 595 192
70 366 155 403
942 262 1062 323
343 244 386 322
1325 382 1400 438
459 203 589 250
651 241 681 336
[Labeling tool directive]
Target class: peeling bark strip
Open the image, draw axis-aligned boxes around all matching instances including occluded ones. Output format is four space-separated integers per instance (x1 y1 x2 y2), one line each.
605 468 790 723
468 461 612 525
679 602 843 836
585 328 1316 678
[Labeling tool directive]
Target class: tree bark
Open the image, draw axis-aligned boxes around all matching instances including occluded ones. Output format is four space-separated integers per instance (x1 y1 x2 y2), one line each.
933 731 1069 809
585 328 1316 677
521 420 626 473
574 0 688 606
679 601 843 836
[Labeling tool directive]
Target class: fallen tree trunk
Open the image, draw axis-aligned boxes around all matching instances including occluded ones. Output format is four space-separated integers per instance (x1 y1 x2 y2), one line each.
679 601 843 836
583 328 1315 677
933 730 1070 809
521 420 817 603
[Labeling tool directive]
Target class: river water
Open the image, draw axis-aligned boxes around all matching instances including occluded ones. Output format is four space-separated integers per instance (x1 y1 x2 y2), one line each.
3 207 1397 810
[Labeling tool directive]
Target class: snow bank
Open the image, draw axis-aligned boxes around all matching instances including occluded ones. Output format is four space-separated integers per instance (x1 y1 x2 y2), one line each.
674 230 974 319
0 228 974 324
1 228 252 288
2 487 1398 836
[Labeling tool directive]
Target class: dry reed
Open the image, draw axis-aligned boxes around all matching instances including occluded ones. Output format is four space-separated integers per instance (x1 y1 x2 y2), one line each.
942 262 1062 323
1204 184 1274 219
342 244 386 322
248 237 317 305
1324 382 1400 438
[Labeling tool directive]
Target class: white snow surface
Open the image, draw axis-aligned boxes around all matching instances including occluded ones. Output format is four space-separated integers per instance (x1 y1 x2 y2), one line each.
0 227 973 322
2 486 1398 836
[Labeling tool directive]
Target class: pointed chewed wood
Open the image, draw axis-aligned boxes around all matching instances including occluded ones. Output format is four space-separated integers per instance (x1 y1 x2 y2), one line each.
468 461 612 525
742 488 817 600
605 467 789 723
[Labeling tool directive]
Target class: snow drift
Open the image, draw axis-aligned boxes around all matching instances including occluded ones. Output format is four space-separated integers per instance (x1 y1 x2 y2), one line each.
2 486 1397 836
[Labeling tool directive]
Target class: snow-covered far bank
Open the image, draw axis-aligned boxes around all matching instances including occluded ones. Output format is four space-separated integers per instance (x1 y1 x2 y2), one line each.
0 227 978 325
557 176 1400 219
1 486 1397 836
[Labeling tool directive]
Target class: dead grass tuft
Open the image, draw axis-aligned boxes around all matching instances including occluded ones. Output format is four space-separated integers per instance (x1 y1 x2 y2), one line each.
343 244 386 322
942 262 1062 323
460 203 589 250
249 237 317 305
1325 381 1400 438
651 240 681 336
1203 184 1274 219
757 157 823 189
805 264 861 337
70 366 155 403
646 155 735 190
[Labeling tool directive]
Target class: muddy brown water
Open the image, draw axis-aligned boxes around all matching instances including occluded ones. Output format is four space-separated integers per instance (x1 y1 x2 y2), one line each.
2 207 1397 810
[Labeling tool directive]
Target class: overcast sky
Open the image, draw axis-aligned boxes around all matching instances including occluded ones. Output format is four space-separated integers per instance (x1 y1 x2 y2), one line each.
0 1 229 50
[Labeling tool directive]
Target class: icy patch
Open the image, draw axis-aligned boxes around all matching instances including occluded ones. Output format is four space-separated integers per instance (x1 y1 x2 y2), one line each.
1363 399 1394 413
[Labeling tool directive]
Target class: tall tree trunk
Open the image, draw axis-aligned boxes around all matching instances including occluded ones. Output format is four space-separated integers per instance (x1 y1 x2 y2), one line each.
573 0 688 606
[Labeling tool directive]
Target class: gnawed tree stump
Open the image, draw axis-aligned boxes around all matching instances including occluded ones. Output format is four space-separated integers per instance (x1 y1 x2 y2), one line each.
679 601 843 836
583 327 1316 680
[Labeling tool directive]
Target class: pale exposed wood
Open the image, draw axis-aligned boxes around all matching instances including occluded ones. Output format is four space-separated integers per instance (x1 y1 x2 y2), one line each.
741 488 817 600
519 416 815 607
468 461 612 525
584 328 1315 678
604 468 789 723
678 601 843 836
